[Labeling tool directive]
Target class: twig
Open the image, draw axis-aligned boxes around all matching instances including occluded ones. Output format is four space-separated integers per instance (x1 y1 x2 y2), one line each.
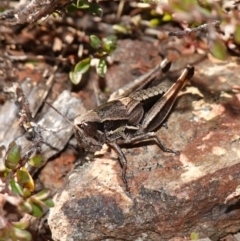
0 0 72 26
168 20 221 37
2 55 43 159
12 82 43 159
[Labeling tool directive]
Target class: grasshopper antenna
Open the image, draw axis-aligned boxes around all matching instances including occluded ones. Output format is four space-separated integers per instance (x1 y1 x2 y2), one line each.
44 101 82 132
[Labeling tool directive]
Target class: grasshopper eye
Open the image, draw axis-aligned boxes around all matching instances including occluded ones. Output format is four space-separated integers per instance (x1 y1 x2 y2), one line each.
81 122 97 137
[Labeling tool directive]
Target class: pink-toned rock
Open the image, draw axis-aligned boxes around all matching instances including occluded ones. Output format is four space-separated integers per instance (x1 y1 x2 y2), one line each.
49 57 240 241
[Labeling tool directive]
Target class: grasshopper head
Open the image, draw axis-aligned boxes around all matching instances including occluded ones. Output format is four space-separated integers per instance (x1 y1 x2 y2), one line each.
74 111 104 152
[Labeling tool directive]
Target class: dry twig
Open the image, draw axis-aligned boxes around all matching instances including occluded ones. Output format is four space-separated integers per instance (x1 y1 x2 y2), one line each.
168 20 221 36
0 0 72 26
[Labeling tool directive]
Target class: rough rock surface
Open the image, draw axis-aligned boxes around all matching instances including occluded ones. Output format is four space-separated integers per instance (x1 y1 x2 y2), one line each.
48 57 240 241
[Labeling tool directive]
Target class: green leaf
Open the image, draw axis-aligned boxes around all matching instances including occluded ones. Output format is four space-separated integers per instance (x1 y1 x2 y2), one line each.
150 18 161 27
162 13 172 22
102 35 117 53
234 24 240 44
20 202 32 213
12 221 29 230
16 167 34 191
131 15 141 27
5 141 21 169
102 35 117 46
90 35 102 49
30 202 43 218
210 39 227 60
112 24 131 34
34 189 51 201
66 3 77 13
150 9 159 17
70 58 91 85
190 232 199 240
25 60 38 66
28 155 45 167
198 4 212 17
74 58 91 74
10 179 23 196
43 199 55 208
171 0 197 11
69 71 82 85
96 59 107 77
76 0 90 9
16 170 30 184
13 227 32 241
89 3 103 17
23 189 31 199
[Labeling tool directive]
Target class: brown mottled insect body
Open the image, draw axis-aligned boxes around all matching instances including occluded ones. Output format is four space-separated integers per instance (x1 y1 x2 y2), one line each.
73 61 194 191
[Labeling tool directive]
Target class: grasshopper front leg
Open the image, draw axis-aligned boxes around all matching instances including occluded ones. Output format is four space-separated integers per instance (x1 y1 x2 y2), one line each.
107 142 130 191
110 131 177 191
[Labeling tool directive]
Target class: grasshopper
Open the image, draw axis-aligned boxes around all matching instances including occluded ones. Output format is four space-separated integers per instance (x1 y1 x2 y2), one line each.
73 59 194 191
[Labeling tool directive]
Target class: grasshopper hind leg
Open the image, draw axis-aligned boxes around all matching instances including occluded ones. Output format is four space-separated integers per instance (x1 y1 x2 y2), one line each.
155 133 179 154
119 132 179 154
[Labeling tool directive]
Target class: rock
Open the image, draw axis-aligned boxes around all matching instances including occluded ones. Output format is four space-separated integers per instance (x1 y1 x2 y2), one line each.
48 57 240 241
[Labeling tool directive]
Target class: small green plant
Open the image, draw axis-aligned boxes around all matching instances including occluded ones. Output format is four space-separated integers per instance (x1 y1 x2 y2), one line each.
0 141 53 241
166 0 240 60
69 34 117 85
67 0 103 16
190 231 199 240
